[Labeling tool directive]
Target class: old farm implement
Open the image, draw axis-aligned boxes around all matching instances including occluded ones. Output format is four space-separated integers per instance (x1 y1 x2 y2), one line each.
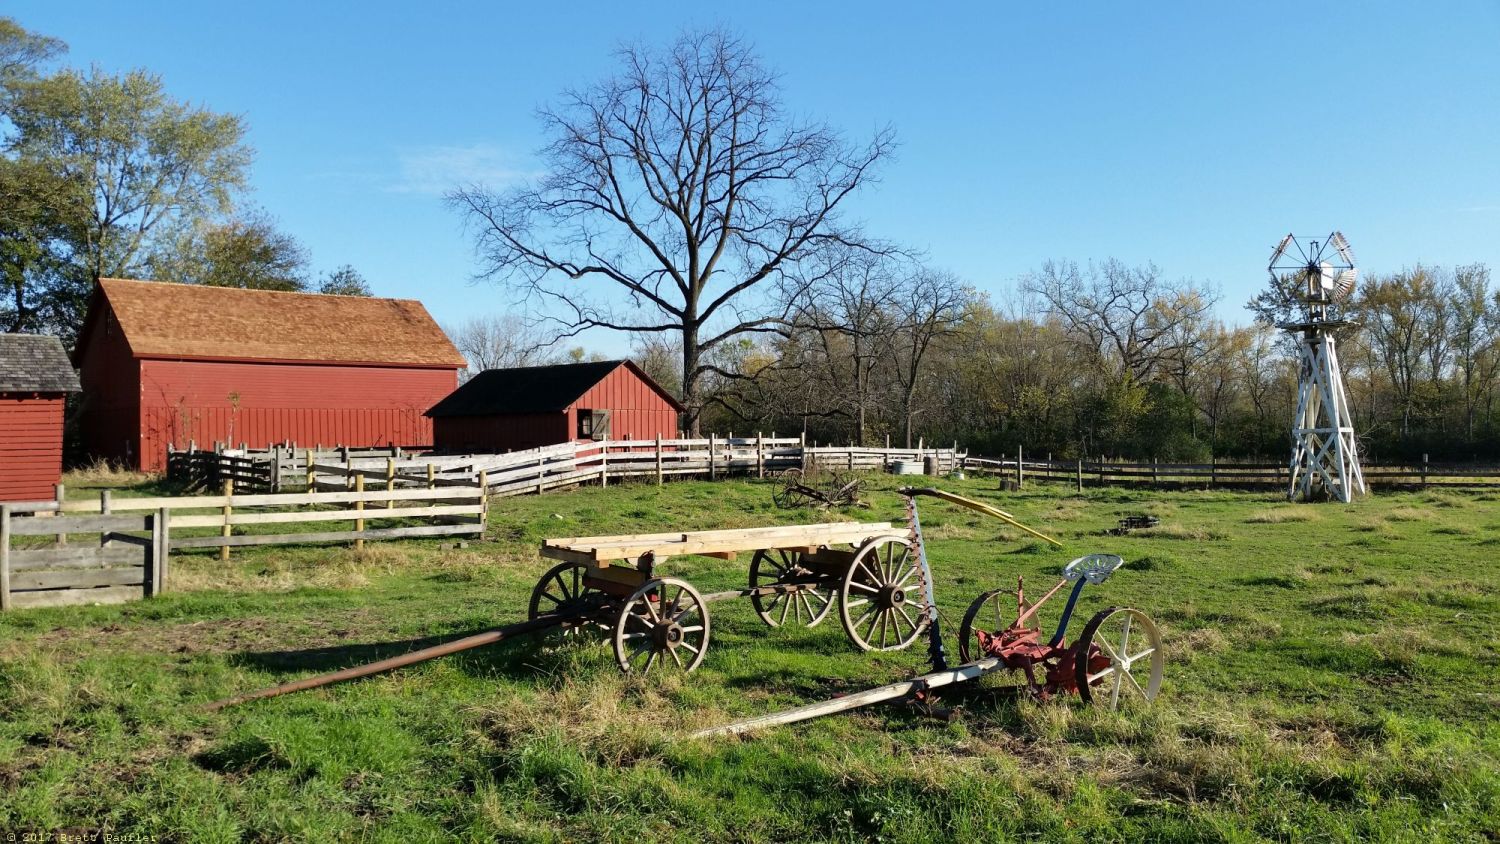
772 468 865 510
209 488 1163 727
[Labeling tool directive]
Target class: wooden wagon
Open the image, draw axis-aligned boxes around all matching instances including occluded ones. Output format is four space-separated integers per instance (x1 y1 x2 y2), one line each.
535 521 931 673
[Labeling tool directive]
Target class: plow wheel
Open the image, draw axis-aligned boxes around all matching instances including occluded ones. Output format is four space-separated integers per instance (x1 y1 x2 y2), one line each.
772 469 810 509
838 536 929 652
749 549 834 628
612 577 711 674
957 588 1012 663
528 561 605 638
1075 607 1164 709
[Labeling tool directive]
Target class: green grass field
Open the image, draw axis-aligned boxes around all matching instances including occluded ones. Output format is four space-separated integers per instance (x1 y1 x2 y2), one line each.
1 474 1497 842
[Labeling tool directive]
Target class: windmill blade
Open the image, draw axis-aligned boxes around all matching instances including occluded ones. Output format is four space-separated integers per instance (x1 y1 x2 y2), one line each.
1329 231 1356 267
1269 233 1295 269
1332 268 1358 299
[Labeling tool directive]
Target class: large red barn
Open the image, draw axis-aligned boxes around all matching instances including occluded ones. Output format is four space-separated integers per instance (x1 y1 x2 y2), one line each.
426 360 683 452
75 279 466 471
0 334 81 502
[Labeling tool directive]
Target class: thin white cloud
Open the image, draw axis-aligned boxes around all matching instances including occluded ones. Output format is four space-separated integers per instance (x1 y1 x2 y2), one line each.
389 143 538 195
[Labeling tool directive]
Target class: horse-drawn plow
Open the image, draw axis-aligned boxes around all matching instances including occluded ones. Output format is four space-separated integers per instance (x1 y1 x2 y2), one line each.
208 487 1166 736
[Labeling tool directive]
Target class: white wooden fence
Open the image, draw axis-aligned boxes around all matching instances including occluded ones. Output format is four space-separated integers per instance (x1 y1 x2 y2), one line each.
208 436 965 495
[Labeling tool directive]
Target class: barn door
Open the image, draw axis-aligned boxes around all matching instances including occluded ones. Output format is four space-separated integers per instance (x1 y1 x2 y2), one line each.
590 409 612 441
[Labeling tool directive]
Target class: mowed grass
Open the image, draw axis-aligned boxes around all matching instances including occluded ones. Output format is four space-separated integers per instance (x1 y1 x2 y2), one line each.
1 474 1497 842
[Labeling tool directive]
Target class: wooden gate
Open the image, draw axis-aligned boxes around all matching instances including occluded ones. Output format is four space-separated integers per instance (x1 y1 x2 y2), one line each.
0 506 165 610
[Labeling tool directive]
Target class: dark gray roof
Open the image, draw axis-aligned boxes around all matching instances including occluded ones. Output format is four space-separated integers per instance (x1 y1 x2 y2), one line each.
0 334 81 393
426 360 683 417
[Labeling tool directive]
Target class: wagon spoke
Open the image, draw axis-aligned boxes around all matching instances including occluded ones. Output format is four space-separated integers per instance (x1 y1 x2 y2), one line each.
778 592 792 624
856 559 881 587
895 604 919 634
669 647 684 669
894 564 919 589
643 649 657 674
679 625 704 633
680 641 701 655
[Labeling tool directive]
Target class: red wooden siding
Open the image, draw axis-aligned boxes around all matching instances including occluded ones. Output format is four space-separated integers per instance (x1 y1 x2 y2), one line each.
133 360 458 470
569 365 680 442
76 307 141 467
433 413 567 453
0 393 67 502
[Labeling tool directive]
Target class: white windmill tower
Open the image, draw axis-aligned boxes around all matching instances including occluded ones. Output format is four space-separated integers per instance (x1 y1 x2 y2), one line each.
1269 232 1366 502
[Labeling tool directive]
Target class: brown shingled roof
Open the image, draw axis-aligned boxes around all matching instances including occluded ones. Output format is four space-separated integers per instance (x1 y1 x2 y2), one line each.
91 278 465 367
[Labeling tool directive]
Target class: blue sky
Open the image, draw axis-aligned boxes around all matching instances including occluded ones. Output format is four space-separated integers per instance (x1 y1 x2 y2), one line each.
9 1 1500 351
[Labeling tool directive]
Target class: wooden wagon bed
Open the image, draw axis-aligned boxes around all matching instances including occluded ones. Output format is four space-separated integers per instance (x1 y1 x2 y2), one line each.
540 521 898 567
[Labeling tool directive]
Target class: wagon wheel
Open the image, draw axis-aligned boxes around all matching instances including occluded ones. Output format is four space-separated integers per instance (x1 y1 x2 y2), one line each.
528 561 606 638
838 536 929 652
612 577 711 674
749 549 834 628
1074 607 1164 709
957 588 1012 663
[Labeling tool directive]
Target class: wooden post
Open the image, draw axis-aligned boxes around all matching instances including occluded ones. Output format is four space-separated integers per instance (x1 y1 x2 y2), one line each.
478 471 489 524
1076 458 1084 494
757 432 765 479
427 463 436 491
354 475 365 550
1152 457 1159 489
305 448 315 491
0 505 11 611
1016 445 1024 489
217 478 234 561
655 436 664 486
799 431 807 471
1422 453 1429 488
99 490 114 550
600 444 608 488
709 433 717 481
385 457 396 509
1209 458 1216 488
54 483 66 546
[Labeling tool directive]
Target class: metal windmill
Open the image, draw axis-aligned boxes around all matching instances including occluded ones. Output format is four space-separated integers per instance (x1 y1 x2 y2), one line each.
1269 232 1366 502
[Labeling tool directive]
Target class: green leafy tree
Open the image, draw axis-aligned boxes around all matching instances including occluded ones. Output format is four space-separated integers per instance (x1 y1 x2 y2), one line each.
316 265 371 296
4 65 250 338
149 213 308 291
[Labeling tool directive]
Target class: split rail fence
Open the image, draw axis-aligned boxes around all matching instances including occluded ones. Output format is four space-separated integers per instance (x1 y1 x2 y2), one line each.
0 505 166 610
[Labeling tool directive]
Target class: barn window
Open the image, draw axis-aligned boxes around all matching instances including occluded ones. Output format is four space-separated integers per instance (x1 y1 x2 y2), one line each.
578 409 610 441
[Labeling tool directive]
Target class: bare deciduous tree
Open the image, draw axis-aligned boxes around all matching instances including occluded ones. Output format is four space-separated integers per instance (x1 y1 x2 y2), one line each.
1024 259 1218 384
445 314 554 381
889 268 969 447
448 29 893 434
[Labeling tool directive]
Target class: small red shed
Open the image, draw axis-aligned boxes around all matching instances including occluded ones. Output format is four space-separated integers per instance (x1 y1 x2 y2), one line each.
74 279 466 471
426 360 683 452
0 334 81 502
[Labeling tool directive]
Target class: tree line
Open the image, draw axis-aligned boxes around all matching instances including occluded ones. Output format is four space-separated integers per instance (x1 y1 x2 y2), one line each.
1 17 369 345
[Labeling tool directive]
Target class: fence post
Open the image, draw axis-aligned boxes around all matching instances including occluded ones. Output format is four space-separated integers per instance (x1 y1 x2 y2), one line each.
799 431 807 471
655 436 664 486
1422 453 1429 488
757 432 764 479
1076 458 1084 494
99 490 114 550
1017 445 1024 489
220 478 233 561
354 475 365 551
306 448 315 491
54 483 66 546
600 444 609 488
1209 458 1216 488
1152 457 1159 489
386 457 396 509
709 434 717 481
1 505 11 611
427 463 436 492
478 471 490 526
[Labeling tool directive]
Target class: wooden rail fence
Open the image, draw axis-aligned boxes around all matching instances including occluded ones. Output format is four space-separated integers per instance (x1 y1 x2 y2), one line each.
184 436 966 496
963 450 1500 490
1 505 166 610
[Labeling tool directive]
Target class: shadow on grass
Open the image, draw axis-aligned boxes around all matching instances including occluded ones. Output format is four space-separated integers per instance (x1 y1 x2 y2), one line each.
224 624 571 681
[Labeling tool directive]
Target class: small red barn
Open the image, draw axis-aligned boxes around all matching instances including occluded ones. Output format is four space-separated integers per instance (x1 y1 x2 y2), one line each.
426 360 683 452
0 334 81 502
75 278 466 471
